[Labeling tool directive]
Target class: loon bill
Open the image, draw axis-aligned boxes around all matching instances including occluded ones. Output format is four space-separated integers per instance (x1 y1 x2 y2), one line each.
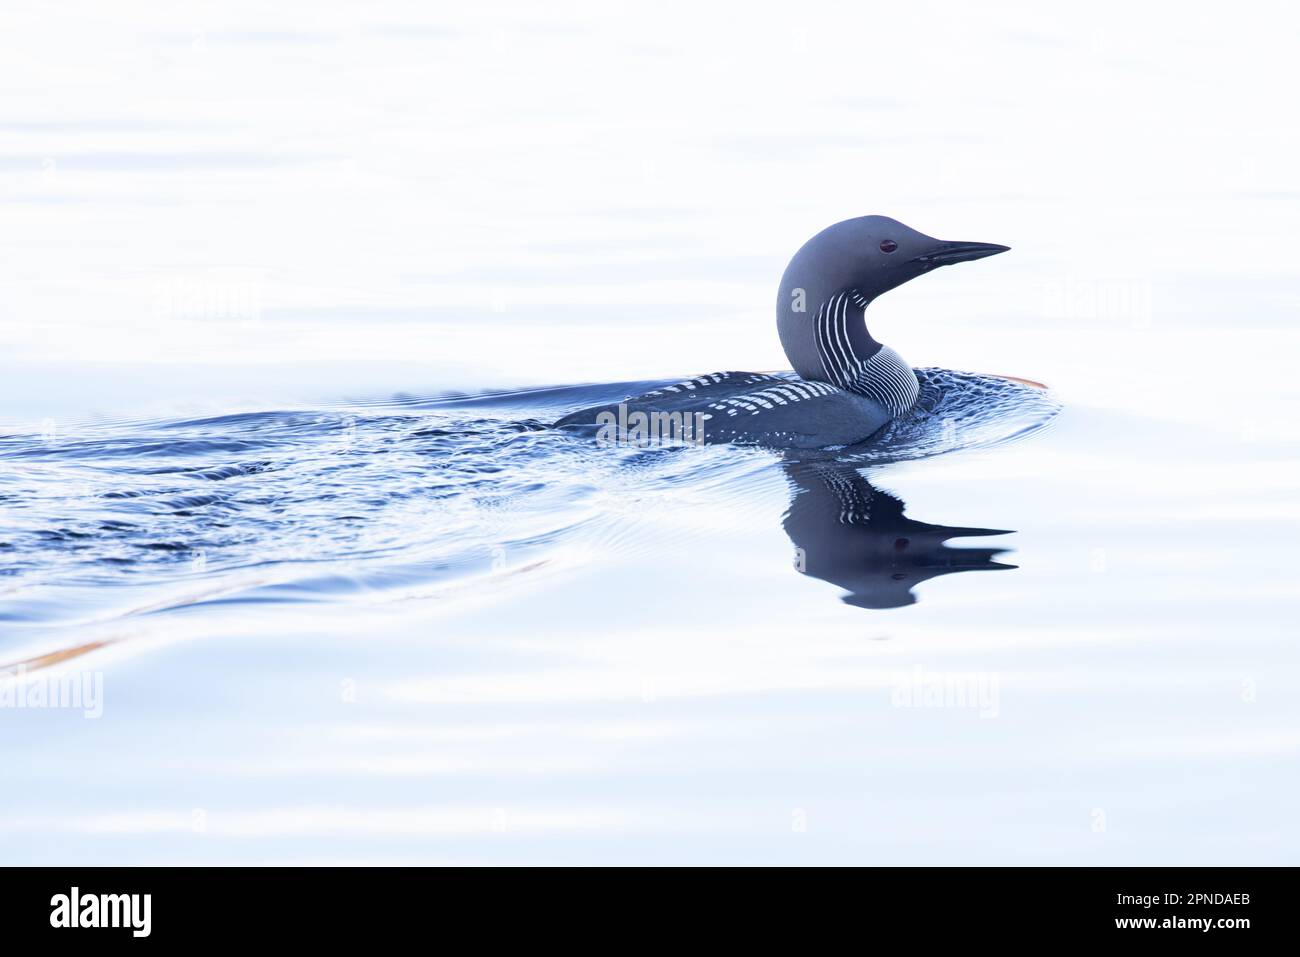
554 215 1009 449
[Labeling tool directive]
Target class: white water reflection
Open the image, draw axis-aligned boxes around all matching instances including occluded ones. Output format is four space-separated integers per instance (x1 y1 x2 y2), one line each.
1 1 1298 864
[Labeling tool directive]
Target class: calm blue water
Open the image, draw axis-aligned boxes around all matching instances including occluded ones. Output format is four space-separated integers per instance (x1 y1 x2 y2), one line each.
2 3 1298 864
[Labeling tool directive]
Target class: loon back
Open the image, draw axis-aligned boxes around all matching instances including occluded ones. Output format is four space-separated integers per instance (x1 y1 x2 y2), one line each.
553 370 894 449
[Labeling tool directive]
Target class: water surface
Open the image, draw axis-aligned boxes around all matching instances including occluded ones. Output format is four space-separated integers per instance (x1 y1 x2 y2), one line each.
2 2 1298 865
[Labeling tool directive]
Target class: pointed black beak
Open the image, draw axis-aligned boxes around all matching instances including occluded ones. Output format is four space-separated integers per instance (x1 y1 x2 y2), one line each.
912 241 1010 268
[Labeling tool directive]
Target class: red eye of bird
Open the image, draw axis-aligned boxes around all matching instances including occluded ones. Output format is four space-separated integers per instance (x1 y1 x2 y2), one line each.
879 239 898 253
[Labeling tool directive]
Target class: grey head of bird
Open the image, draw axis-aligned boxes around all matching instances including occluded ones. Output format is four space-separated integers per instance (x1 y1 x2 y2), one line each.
775 215 1009 406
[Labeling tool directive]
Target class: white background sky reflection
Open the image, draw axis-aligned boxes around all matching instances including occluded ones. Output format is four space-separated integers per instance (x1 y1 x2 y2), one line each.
1 2 1298 866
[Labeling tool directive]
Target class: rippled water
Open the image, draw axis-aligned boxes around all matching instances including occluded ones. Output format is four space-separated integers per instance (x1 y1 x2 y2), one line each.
1 370 1058 628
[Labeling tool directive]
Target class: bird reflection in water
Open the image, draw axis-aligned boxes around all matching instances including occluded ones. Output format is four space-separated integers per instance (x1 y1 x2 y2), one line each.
780 460 1014 609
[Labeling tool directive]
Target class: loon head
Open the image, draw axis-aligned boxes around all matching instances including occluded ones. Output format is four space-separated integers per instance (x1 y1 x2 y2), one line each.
775 215 1008 414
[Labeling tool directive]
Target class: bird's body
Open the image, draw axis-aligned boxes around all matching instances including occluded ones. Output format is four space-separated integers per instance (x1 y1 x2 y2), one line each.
555 370 893 448
554 215 1008 449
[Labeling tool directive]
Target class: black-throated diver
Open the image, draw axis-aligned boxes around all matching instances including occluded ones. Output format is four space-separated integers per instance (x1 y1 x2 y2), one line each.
555 215 1008 449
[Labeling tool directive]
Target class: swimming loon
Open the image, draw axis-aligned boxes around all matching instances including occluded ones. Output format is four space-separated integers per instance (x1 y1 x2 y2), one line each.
555 215 1008 448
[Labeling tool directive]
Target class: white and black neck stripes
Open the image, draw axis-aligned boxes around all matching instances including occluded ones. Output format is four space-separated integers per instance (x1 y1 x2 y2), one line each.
811 289 919 415
853 344 920 415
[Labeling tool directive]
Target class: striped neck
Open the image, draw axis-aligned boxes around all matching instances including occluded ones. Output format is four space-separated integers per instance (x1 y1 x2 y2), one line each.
812 289 920 415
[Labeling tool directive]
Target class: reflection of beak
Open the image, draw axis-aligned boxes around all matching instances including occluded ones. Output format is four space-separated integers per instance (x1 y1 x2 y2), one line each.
912 241 1010 268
